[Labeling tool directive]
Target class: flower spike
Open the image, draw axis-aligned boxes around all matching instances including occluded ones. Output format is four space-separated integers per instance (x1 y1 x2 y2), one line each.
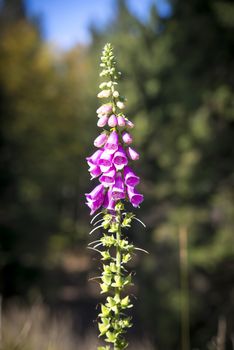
85 43 145 350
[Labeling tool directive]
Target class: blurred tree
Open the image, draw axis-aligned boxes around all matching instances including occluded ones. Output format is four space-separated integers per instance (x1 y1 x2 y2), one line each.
89 0 234 348
0 0 94 301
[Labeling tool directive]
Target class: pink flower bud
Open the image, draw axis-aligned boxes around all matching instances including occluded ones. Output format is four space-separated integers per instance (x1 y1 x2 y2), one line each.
122 132 133 144
108 114 118 127
94 133 108 148
105 131 119 154
127 146 139 160
97 115 108 127
96 104 112 115
117 115 126 127
126 120 134 129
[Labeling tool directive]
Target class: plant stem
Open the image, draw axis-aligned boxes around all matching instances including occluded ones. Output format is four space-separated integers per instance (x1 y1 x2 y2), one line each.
114 210 122 350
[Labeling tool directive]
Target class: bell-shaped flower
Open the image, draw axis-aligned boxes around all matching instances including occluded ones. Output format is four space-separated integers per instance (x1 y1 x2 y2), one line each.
108 114 118 127
97 115 108 127
86 149 103 167
105 130 119 154
94 133 108 148
127 146 139 161
112 172 125 200
99 166 116 187
122 132 133 145
86 197 104 215
98 150 113 172
103 189 116 211
85 184 105 215
113 145 128 170
127 186 144 207
88 163 102 179
123 166 140 187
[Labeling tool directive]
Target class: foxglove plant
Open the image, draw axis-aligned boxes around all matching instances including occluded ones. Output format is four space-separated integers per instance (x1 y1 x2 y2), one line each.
85 43 145 350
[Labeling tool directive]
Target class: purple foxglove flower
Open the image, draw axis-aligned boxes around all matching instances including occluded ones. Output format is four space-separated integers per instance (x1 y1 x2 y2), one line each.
97 115 108 127
103 189 116 211
86 197 104 215
113 146 128 170
127 146 139 161
96 104 112 115
86 149 103 167
122 131 133 145
98 150 113 172
112 172 125 200
105 130 119 154
108 114 118 127
88 163 102 179
99 166 116 187
85 184 105 214
126 120 134 129
85 183 105 202
117 115 126 127
123 166 140 187
127 186 144 207
94 133 108 148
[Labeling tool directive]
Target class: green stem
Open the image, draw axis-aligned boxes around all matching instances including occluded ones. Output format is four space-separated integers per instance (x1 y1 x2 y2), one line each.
114 210 122 350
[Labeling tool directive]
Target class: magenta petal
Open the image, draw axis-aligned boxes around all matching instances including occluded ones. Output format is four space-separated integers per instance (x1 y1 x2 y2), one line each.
86 149 103 167
86 197 103 215
85 183 104 201
112 172 126 200
105 131 119 154
85 184 105 214
127 186 144 207
99 167 116 187
98 150 113 172
103 189 116 211
88 164 102 179
113 146 128 170
123 166 140 187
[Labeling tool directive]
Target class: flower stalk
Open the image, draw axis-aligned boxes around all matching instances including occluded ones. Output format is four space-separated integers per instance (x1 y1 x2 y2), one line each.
85 43 145 350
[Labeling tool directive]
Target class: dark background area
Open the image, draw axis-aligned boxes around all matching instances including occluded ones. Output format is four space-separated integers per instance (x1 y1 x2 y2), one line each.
0 0 233 349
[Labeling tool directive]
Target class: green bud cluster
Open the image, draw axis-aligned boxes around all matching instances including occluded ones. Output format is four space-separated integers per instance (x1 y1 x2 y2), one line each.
89 204 135 350
98 43 126 113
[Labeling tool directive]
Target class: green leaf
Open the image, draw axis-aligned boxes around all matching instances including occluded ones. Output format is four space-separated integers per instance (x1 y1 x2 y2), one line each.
98 320 110 335
112 275 123 288
99 304 110 317
101 250 111 261
120 296 130 308
100 283 109 294
122 253 131 263
101 274 112 285
105 331 116 343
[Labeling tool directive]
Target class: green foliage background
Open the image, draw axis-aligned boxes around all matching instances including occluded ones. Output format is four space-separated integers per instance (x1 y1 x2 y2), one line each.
0 0 233 349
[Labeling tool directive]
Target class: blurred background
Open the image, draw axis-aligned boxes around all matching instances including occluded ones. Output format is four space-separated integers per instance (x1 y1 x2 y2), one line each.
0 0 234 349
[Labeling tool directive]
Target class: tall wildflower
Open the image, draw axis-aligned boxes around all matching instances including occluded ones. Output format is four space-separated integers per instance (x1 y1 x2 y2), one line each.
85 43 145 350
